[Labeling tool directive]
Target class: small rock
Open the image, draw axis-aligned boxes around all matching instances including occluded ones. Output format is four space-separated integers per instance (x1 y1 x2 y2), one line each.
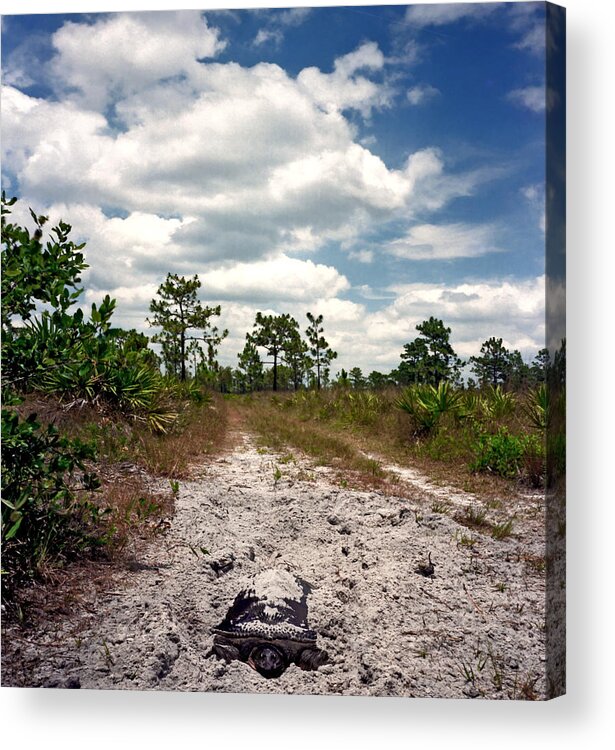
327 514 341 525
463 685 481 698
210 551 236 576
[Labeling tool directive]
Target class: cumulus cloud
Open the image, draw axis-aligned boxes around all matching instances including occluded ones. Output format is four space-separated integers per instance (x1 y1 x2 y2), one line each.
201 256 350 302
297 42 392 118
50 11 225 110
385 222 502 261
2 10 540 377
3 77 483 273
507 85 545 112
3 8 495 280
4 33 441 265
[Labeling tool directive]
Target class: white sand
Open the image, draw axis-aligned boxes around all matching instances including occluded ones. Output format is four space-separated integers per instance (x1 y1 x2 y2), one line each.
2 431 548 699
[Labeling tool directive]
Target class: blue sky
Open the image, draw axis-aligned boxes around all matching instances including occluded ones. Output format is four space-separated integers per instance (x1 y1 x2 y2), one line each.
1 2 549 373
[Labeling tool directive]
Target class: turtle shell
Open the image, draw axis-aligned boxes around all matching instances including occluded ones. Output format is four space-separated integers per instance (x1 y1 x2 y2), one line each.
212 569 317 643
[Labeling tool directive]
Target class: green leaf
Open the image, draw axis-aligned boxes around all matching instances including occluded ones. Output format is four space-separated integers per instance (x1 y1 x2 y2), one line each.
5 516 23 540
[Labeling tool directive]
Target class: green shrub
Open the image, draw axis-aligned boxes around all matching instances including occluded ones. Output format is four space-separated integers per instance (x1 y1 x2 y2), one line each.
1 196 180 432
470 427 545 483
1 400 103 600
470 427 527 478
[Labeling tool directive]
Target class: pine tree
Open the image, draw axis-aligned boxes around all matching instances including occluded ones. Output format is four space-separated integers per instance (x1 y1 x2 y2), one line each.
237 335 264 393
306 312 337 390
251 312 298 392
399 318 463 386
283 326 310 391
349 367 366 389
469 337 512 387
147 273 227 381
398 338 430 384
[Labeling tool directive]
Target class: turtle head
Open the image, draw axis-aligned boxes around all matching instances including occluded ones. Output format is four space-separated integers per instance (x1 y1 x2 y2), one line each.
248 644 288 679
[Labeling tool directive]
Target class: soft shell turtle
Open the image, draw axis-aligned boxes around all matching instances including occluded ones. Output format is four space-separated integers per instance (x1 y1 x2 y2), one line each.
211 569 328 679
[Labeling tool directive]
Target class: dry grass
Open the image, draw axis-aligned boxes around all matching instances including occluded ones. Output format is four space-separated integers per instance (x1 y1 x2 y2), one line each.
16 391 230 479
240 391 519 502
522 552 547 576
245 398 388 479
127 397 229 477
94 471 174 551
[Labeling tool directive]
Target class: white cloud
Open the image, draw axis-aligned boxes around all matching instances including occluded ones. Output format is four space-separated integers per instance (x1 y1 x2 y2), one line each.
3 10 496 277
507 85 545 112
509 2 546 56
407 84 440 106
253 8 311 47
3 201 195 291
404 3 498 28
297 42 392 118
2 11 540 378
522 184 546 233
404 2 545 60
200 256 350 303
254 28 280 47
50 11 225 110
514 24 545 56
349 249 374 264
363 275 546 366
385 223 502 261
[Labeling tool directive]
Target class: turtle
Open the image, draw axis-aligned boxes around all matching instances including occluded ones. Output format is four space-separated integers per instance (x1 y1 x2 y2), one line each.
210 568 328 679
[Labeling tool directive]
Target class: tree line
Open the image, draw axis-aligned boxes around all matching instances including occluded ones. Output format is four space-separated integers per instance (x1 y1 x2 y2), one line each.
148 273 551 394
147 273 337 393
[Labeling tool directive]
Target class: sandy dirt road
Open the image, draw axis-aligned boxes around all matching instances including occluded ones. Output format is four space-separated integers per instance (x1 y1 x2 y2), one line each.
2 429 547 699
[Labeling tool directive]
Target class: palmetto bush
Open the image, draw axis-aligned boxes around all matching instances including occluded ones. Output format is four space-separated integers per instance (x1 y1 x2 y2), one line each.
331 390 384 425
481 385 517 421
524 383 549 430
282 388 384 426
396 382 463 434
37 342 178 433
11 304 180 433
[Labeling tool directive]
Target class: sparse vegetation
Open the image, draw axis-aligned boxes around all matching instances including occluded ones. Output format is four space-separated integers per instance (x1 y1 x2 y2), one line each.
239 375 553 495
491 518 515 540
